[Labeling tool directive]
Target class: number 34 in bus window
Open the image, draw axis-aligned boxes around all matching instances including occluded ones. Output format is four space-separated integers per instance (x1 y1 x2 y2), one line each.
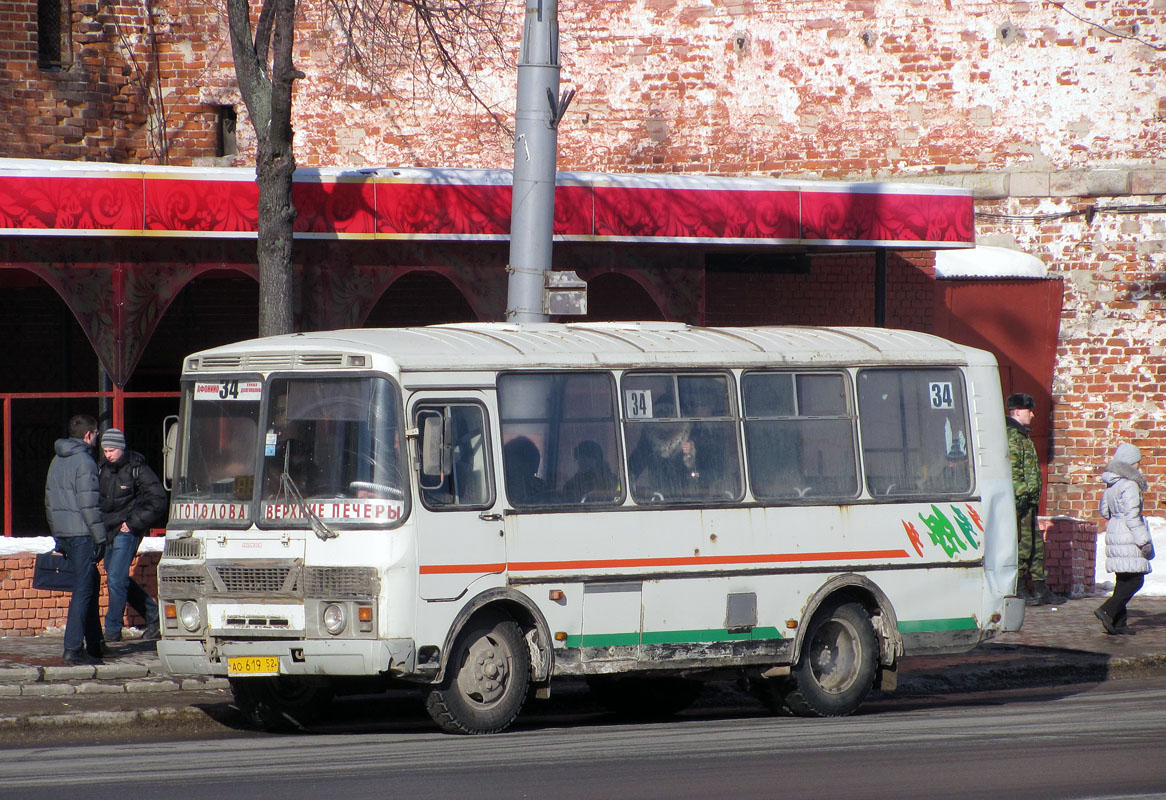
929 382 955 409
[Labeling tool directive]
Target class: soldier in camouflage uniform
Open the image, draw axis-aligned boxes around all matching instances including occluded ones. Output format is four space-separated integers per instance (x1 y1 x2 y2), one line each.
1005 392 1064 606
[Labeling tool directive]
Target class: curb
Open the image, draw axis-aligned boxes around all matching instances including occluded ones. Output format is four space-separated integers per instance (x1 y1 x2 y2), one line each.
0 704 219 729
895 652 1166 695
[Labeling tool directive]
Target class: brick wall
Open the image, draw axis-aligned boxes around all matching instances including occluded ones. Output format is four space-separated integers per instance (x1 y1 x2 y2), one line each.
0 0 238 165
0 550 160 636
2 0 1164 530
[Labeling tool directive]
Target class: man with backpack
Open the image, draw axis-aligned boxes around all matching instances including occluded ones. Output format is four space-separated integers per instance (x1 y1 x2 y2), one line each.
98 427 165 641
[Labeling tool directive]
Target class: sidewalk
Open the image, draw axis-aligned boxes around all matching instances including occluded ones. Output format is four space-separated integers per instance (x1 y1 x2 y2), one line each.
1 595 1165 729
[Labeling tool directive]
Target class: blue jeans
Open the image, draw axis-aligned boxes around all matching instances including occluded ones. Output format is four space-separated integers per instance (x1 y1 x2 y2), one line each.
54 536 102 654
103 532 159 636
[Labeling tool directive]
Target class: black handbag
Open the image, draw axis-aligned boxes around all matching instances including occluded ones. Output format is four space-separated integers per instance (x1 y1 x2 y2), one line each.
32 551 74 592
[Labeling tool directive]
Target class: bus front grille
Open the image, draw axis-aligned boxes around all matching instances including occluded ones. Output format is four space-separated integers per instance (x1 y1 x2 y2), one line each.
207 562 301 595
303 566 379 599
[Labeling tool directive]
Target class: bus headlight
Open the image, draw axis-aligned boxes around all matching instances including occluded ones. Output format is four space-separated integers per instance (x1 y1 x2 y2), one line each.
179 601 202 632
323 603 347 635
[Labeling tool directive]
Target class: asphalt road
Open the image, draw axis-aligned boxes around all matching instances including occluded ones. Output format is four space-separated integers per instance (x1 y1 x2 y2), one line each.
0 678 1164 799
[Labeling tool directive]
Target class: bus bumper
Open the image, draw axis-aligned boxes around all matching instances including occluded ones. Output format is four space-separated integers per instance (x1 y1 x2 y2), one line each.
157 637 416 677
1002 596 1026 632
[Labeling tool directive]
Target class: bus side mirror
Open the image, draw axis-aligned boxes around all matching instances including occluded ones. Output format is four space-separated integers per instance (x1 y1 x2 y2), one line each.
418 411 451 490
162 415 179 491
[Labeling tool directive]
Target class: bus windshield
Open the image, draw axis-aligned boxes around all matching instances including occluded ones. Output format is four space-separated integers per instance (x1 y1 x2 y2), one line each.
258 375 408 527
171 379 263 524
169 375 409 528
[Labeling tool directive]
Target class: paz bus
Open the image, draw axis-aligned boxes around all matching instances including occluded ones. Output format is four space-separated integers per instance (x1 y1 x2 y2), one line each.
155 322 1024 733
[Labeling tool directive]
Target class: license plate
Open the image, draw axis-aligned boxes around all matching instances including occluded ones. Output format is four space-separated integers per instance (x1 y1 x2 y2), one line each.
227 656 280 676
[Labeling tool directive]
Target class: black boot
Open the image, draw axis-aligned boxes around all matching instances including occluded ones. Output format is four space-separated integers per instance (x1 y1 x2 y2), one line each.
1028 580 1067 606
62 648 102 666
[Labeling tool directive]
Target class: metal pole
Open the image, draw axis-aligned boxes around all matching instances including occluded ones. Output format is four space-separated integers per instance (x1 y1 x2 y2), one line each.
505 0 560 323
874 249 887 327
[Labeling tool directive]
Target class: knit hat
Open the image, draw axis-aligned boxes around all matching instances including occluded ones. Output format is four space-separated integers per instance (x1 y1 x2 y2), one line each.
100 428 126 450
1113 443 1142 465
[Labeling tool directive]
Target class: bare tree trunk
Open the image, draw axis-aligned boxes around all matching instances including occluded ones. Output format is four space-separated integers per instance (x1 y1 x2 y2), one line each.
227 0 302 336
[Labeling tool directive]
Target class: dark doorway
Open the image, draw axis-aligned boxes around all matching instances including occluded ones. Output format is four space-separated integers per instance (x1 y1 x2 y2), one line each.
582 272 665 321
364 271 478 327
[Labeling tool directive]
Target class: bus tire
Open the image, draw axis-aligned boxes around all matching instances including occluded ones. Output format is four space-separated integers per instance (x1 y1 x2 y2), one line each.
425 613 530 734
586 675 702 718
229 676 334 732
780 601 877 717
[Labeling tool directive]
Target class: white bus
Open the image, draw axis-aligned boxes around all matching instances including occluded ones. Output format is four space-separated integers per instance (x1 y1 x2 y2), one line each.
156 322 1024 733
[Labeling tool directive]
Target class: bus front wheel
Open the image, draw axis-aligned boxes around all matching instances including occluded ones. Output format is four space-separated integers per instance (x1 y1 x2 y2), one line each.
425 613 530 734
229 676 334 732
778 601 878 717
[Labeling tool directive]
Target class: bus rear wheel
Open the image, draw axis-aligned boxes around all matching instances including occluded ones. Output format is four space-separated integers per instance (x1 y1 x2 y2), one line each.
425 613 530 734
229 676 334 732
778 601 878 717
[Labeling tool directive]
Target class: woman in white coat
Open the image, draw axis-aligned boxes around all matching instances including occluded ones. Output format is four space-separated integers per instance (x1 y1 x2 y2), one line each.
1095 443 1154 634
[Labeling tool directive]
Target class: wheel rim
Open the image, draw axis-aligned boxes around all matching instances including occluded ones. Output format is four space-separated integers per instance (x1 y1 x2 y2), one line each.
455 629 513 707
806 617 861 695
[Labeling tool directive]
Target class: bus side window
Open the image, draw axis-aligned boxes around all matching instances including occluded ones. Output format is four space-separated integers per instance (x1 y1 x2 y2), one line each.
857 368 973 498
418 404 492 509
623 372 743 503
498 371 624 508
743 372 858 501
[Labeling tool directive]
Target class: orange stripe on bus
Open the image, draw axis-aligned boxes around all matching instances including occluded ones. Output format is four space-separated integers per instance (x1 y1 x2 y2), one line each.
418 549 910 575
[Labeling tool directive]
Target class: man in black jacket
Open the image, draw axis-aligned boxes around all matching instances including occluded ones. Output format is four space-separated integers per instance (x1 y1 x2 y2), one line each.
44 414 107 665
98 428 165 642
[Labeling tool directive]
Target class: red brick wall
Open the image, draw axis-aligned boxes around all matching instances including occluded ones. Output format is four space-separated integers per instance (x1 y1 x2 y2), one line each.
0 0 236 165
0 550 160 636
1 0 1163 530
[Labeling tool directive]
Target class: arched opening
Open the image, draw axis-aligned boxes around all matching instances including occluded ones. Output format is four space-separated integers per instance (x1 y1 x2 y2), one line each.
0 270 101 535
582 272 666 322
364 270 478 327
127 269 259 392
119 270 260 499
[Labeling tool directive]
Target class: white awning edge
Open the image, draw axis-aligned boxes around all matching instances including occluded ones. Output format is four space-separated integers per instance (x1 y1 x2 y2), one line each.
933 244 1048 279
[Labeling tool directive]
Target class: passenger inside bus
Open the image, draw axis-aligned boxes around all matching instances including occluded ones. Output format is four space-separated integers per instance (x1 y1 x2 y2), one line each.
503 436 549 505
628 400 702 501
559 440 618 503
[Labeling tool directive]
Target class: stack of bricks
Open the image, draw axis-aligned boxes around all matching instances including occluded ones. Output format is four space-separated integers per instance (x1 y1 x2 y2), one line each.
0 550 161 636
1040 517 1099 598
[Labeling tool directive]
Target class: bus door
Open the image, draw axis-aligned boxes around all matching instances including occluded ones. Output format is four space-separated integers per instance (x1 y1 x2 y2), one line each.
411 394 504 601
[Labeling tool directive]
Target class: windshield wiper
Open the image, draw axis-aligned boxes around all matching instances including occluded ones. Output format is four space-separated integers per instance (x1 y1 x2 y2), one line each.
278 467 337 541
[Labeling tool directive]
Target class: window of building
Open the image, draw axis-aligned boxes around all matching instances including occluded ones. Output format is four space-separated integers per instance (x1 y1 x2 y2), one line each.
37 0 69 69
216 106 237 157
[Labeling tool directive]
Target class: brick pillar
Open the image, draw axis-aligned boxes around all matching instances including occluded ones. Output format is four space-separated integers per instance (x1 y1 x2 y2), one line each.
1040 517 1098 597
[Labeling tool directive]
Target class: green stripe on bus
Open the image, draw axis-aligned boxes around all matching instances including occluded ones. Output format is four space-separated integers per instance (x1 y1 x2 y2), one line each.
897 617 978 633
566 626 785 648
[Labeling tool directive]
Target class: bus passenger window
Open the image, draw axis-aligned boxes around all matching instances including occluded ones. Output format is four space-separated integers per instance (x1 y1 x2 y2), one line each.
743 372 858 501
498 371 624 509
857 368 973 498
624 373 743 503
